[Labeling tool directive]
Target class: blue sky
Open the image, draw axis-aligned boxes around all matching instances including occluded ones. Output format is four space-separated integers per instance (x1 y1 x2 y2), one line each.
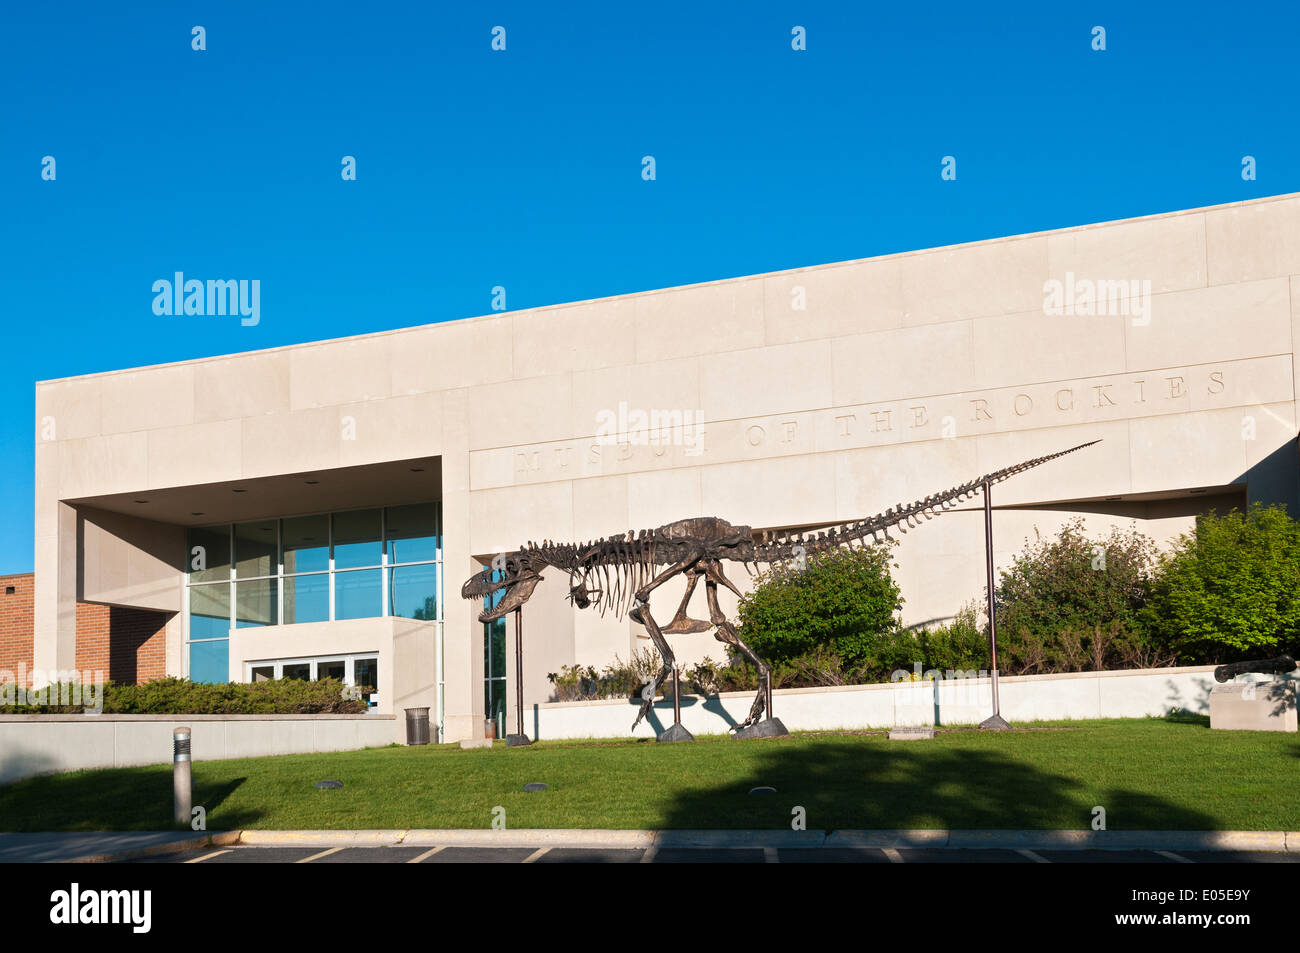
1 1 1297 572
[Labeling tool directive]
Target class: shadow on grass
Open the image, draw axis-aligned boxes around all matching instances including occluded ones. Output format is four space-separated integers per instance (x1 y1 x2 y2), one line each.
656 738 1220 832
0 767 263 833
1160 711 1210 727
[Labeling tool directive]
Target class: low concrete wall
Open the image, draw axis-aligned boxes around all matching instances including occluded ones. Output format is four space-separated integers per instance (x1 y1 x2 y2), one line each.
0 714 396 786
530 665 1270 740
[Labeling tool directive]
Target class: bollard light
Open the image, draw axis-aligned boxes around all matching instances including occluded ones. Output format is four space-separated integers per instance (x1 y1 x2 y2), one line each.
173 726 192 826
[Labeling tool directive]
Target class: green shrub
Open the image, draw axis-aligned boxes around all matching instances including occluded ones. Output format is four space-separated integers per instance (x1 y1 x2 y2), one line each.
1000 621 1176 675
0 676 368 714
1146 503 1300 660
995 518 1158 644
737 543 903 666
546 648 661 701
914 603 989 674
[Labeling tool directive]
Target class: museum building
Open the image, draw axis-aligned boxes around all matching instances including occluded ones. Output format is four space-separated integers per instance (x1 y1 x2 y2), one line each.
11 192 1300 743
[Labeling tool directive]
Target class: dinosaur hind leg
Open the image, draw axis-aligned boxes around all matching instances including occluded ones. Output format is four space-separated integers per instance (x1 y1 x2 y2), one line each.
705 578 768 732
625 552 701 732
631 605 676 733
662 569 712 634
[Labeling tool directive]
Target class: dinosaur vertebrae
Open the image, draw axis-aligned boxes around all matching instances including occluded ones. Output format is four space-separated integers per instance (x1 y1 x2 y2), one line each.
478 439 1099 620
754 439 1100 562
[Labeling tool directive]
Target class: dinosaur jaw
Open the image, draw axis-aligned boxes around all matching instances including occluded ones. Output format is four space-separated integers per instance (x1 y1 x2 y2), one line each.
477 573 543 623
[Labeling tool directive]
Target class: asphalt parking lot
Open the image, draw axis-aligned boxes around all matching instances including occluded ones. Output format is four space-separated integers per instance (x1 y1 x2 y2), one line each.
129 845 1300 864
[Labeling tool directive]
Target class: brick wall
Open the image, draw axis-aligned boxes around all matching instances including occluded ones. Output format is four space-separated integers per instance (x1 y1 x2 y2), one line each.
75 603 168 684
0 573 34 684
0 572 168 685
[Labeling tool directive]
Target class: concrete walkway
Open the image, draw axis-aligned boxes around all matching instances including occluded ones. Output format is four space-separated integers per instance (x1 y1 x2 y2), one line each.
4 828 1298 863
0 830 239 863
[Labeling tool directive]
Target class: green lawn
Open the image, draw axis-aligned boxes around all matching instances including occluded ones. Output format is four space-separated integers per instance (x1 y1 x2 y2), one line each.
3 716 1297 832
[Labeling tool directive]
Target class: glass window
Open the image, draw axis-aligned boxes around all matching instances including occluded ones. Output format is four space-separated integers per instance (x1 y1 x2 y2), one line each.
336 569 381 620
187 526 230 584
188 583 231 639
485 588 507 736
386 503 438 564
282 514 329 574
318 659 346 681
333 509 381 569
354 658 379 704
283 662 310 680
186 503 441 643
250 665 274 682
235 520 277 578
486 617 507 681
390 563 437 620
235 578 278 628
283 573 329 625
190 639 229 684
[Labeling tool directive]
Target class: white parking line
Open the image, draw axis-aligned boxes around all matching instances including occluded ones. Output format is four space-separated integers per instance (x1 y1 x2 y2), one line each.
1017 849 1050 864
408 846 446 864
882 848 904 864
522 848 550 864
1154 850 1194 863
183 849 231 864
763 847 779 863
296 847 345 864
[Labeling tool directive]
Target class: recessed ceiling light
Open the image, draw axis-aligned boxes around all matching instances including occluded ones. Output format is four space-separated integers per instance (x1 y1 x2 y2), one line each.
409 467 425 473
305 480 320 485
232 489 247 494
134 499 149 504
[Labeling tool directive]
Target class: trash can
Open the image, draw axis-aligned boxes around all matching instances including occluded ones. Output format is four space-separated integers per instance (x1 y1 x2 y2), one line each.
405 707 432 746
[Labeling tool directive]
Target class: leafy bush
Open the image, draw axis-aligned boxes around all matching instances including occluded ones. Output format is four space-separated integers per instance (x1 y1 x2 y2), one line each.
736 543 903 666
1146 503 1300 660
547 649 661 701
995 518 1158 644
1000 621 1176 675
914 604 990 674
0 676 369 714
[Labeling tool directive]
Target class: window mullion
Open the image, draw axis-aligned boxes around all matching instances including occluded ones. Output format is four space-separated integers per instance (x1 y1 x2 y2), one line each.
381 507 389 617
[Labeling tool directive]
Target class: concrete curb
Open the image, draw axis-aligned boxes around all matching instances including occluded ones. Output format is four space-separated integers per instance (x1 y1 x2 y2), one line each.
65 831 241 864
203 828 1300 854
43 827 1300 861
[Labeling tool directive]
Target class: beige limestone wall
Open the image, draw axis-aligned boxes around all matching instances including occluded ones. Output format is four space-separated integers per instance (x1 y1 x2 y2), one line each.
33 193 1300 737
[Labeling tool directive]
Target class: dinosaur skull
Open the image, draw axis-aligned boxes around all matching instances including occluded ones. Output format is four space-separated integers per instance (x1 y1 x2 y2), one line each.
462 553 544 623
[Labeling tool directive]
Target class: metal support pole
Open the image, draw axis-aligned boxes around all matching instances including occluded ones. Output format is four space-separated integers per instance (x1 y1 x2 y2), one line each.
765 673 773 723
173 726 192 826
672 663 681 725
507 608 531 746
979 480 1011 731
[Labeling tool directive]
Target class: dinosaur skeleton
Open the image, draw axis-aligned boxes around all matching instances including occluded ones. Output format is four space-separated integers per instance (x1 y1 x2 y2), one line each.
463 439 1099 734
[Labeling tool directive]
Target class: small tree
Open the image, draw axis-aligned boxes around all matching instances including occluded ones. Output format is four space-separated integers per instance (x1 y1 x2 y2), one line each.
1147 503 1300 660
737 543 902 667
995 518 1158 645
